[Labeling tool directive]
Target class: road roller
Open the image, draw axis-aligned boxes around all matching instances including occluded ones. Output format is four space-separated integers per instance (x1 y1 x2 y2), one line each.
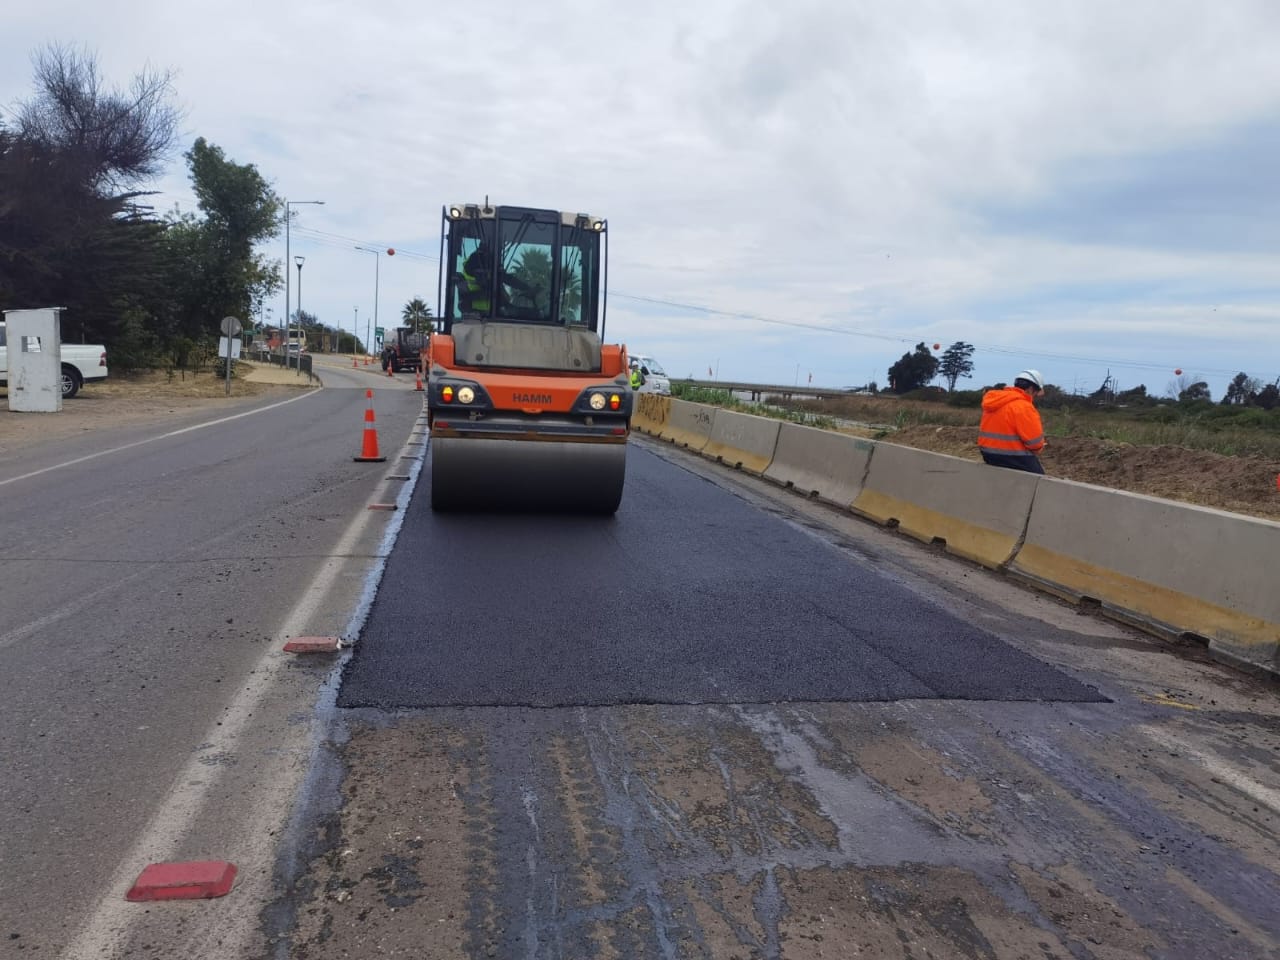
426 201 632 513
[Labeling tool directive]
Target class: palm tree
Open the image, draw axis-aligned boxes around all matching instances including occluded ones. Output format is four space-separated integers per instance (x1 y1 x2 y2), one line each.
401 297 432 335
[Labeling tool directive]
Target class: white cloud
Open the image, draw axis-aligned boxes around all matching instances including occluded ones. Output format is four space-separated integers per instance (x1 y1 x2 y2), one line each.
4 0 1279 397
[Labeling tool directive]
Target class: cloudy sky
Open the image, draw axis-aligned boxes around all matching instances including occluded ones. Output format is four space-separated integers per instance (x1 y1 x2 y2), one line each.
5 0 1279 398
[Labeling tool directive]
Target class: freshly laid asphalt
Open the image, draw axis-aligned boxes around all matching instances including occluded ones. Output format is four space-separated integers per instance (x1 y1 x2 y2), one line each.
339 442 1106 708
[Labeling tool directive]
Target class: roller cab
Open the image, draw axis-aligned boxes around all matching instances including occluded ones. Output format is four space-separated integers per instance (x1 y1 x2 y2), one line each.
428 202 632 513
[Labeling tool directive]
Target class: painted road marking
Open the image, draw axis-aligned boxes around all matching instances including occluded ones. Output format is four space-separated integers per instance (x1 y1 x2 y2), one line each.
0 390 318 488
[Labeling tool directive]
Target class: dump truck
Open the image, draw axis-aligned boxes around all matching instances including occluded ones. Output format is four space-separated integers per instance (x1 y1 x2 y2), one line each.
426 201 631 513
387 326 429 373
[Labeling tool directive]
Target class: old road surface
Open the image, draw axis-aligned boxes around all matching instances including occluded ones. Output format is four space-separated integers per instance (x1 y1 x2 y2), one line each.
5 368 1280 959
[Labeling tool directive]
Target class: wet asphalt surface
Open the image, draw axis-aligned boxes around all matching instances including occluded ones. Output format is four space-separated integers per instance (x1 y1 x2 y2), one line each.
278 437 1280 960
340 444 1104 709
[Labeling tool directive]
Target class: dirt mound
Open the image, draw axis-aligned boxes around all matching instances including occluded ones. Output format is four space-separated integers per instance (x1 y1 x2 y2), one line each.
885 424 1280 522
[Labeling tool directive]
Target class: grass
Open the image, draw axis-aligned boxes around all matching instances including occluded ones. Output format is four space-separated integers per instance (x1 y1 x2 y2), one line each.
674 384 1280 459
671 384 837 430
1048 408 1280 458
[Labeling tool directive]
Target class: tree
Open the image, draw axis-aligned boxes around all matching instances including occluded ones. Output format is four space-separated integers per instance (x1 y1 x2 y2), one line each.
1178 381 1212 402
887 342 939 394
162 138 281 344
14 44 180 192
937 341 975 392
1116 384 1150 405
1222 372 1260 406
401 297 432 334
507 247 547 301
558 262 583 323
0 47 180 351
1255 382 1279 411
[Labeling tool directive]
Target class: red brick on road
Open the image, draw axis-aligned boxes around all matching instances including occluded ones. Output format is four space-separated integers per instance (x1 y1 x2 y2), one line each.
283 636 343 654
125 861 237 901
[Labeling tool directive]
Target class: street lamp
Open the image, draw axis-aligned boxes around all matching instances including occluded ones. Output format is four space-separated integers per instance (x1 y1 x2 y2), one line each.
354 245 381 356
353 306 359 357
294 255 305 373
284 198 324 367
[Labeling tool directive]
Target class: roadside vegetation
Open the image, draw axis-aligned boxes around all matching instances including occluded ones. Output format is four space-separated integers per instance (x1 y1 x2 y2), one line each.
760 391 1280 460
0 45 364 374
673 338 1280 460
672 384 837 430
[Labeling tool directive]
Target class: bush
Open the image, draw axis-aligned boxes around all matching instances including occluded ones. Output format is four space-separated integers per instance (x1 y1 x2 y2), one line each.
946 389 985 408
106 307 166 372
671 383 734 405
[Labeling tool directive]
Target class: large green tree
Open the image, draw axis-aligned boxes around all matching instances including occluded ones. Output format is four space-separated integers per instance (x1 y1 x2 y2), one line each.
1178 381 1212 402
937 341 975 392
0 46 179 350
401 296 433 334
162 138 281 344
887 342 939 394
1222 372 1261 406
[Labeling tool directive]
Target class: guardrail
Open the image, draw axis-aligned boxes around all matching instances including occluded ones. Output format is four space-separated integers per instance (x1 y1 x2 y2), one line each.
675 379 867 401
631 399 1280 680
252 349 313 377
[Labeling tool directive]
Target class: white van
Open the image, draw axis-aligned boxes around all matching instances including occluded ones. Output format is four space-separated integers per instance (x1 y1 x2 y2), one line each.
630 354 671 395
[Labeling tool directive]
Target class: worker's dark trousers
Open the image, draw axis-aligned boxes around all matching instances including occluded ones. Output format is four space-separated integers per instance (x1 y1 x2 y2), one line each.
980 451 1045 475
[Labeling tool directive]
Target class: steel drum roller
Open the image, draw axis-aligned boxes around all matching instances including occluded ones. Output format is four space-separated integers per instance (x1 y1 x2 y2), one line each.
430 437 626 513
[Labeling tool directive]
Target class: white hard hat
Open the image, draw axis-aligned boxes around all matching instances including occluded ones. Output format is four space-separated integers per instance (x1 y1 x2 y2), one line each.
1015 369 1045 390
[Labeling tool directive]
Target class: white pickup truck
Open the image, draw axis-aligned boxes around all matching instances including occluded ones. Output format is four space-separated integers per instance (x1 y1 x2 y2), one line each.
629 354 672 395
0 321 109 398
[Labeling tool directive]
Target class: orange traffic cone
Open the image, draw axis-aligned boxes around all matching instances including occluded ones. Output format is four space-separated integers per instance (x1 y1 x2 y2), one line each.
352 355 358 368
387 364 394 378
353 389 386 462
414 367 423 391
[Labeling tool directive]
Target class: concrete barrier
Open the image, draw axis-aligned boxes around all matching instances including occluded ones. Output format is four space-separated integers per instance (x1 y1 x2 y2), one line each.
850 442 1040 569
764 423 875 507
659 399 714 451
701 409 781 475
1011 479 1280 676
633 393 671 436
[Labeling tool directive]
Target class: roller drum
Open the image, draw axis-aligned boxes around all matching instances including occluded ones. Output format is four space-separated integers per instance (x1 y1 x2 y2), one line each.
430 437 626 514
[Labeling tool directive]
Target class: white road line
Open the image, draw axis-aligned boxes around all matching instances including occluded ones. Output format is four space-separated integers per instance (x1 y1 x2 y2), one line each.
0 389 319 488
57 469 386 960
1141 723 1280 815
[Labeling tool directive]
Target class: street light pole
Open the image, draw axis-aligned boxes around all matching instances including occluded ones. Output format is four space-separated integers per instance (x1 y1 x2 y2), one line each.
294 256 305 375
353 306 359 357
354 245 381 355
284 198 324 369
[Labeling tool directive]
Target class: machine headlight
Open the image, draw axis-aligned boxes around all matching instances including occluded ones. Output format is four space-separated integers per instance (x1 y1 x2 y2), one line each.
592 220 605 231
589 392 606 410
449 207 462 219
458 386 476 404
441 386 454 402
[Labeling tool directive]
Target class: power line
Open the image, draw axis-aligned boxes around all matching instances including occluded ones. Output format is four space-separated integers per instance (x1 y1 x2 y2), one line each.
610 292 1273 382
289 225 438 263
251 209 1272 384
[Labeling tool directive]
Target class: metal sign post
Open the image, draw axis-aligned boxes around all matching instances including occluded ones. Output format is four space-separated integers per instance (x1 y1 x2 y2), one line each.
221 316 242 395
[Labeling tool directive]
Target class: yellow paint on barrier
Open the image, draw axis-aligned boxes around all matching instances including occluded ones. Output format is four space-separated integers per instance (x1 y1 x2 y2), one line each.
660 403 714 450
850 489 1020 570
637 393 671 428
701 441 773 475
1013 543 1280 664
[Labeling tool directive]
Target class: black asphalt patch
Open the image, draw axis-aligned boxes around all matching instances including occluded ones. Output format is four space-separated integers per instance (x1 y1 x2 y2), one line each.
339 444 1106 708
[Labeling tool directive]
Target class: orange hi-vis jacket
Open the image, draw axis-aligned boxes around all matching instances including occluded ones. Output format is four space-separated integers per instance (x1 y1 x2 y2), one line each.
977 387 1045 458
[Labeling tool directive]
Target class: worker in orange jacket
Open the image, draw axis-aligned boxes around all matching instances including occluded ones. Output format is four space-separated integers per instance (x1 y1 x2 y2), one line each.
977 369 1047 474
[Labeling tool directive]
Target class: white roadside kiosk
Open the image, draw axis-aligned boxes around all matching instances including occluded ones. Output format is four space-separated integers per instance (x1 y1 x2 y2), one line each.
4 307 64 413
